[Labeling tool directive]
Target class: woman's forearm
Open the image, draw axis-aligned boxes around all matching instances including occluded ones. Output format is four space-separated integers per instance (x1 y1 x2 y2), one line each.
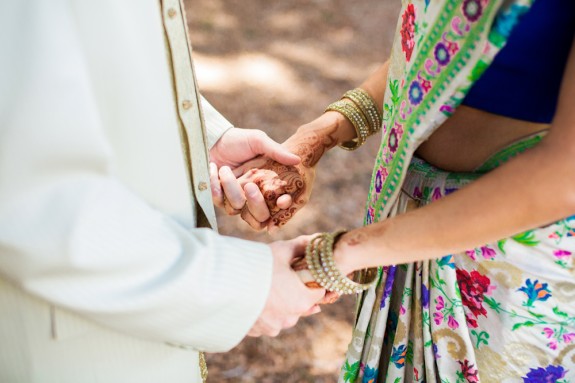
333 135 575 274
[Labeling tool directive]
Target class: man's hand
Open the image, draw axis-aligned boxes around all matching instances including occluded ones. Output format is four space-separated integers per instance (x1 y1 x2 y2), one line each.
209 128 299 220
248 235 325 337
209 127 300 169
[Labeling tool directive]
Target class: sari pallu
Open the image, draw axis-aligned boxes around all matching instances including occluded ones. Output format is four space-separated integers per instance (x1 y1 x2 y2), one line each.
338 0 575 382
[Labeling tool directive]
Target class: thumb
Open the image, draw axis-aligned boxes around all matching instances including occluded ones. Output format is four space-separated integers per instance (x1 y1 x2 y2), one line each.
254 135 300 166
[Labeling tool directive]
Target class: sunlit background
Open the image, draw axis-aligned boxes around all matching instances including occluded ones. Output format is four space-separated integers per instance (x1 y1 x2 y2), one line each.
186 1 400 381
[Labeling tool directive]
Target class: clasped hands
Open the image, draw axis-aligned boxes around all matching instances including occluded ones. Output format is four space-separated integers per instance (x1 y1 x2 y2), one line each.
210 135 314 233
209 124 338 337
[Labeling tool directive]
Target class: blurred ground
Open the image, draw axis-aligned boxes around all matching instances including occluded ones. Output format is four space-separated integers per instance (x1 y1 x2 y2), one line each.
186 1 399 381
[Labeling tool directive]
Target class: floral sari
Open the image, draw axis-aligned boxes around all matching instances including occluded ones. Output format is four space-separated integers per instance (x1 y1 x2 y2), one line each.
339 0 575 382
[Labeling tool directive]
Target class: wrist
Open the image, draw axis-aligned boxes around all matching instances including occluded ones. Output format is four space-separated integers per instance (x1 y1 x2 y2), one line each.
282 114 343 168
333 237 358 276
293 112 356 144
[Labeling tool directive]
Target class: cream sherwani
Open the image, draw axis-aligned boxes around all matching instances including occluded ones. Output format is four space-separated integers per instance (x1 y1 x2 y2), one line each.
0 0 272 382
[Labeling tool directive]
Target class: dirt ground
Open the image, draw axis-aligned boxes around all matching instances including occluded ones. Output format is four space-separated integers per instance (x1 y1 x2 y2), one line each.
186 1 400 381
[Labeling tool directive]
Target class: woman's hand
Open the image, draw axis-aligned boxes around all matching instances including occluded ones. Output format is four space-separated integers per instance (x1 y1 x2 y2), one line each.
233 156 316 230
230 113 346 230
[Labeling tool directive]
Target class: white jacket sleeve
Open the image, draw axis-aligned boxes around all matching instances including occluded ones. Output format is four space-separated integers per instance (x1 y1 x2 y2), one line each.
0 0 272 353
0 178 272 352
201 96 234 149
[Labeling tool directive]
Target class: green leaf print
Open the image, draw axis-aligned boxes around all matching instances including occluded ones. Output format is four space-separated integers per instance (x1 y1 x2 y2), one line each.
553 306 569 318
406 340 414 366
468 60 489 82
497 238 507 254
342 360 360 382
528 310 546 319
512 321 535 331
389 80 400 108
484 296 502 313
512 230 540 247
471 329 490 349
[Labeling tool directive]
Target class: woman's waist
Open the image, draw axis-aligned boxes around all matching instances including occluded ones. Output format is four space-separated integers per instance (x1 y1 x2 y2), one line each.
415 105 549 173
404 129 547 202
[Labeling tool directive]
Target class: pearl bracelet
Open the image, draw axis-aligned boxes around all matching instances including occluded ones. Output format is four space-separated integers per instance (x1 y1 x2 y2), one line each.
305 231 379 295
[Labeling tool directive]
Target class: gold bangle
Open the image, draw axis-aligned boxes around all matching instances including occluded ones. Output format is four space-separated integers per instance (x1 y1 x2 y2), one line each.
305 231 379 294
325 99 369 151
342 88 382 135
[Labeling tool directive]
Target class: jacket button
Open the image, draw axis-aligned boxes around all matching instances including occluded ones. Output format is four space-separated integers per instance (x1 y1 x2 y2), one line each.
182 100 193 110
167 8 177 18
198 182 208 191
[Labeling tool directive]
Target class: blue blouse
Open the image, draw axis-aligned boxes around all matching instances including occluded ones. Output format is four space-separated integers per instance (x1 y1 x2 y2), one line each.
462 0 575 123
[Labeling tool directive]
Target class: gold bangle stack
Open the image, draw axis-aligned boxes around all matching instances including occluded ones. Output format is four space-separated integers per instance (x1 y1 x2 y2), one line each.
325 88 382 151
343 88 382 134
305 231 379 295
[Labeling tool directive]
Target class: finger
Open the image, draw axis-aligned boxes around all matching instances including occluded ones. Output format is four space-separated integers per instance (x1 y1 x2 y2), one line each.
219 166 246 210
232 157 268 178
251 322 281 338
276 194 292 210
240 205 266 231
244 183 271 222
266 205 300 232
281 316 300 329
252 133 301 166
209 163 224 208
302 305 322 317
290 234 316 254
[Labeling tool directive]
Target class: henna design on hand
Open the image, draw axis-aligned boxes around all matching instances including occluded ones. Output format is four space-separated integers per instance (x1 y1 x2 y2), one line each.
343 231 368 247
238 160 309 227
287 125 338 168
236 124 339 228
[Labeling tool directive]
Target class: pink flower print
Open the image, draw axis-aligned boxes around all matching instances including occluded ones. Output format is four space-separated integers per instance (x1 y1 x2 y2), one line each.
554 249 572 259
413 186 423 200
549 340 558 350
549 232 560 240
433 311 444 325
543 327 554 339
480 246 496 260
420 78 432 93
432 187 443 201
447 315 459 329
465 249 477 261
400 305 406 315
436 295 445 311
440 104 455 115
366 206 375 225
563 333 575 344
446 41 459 55
394 122 404 136
458 359 479 383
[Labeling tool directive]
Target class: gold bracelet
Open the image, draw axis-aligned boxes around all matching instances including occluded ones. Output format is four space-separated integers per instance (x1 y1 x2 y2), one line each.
325 99 369 151
342 88 382 135
305 231 379 294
